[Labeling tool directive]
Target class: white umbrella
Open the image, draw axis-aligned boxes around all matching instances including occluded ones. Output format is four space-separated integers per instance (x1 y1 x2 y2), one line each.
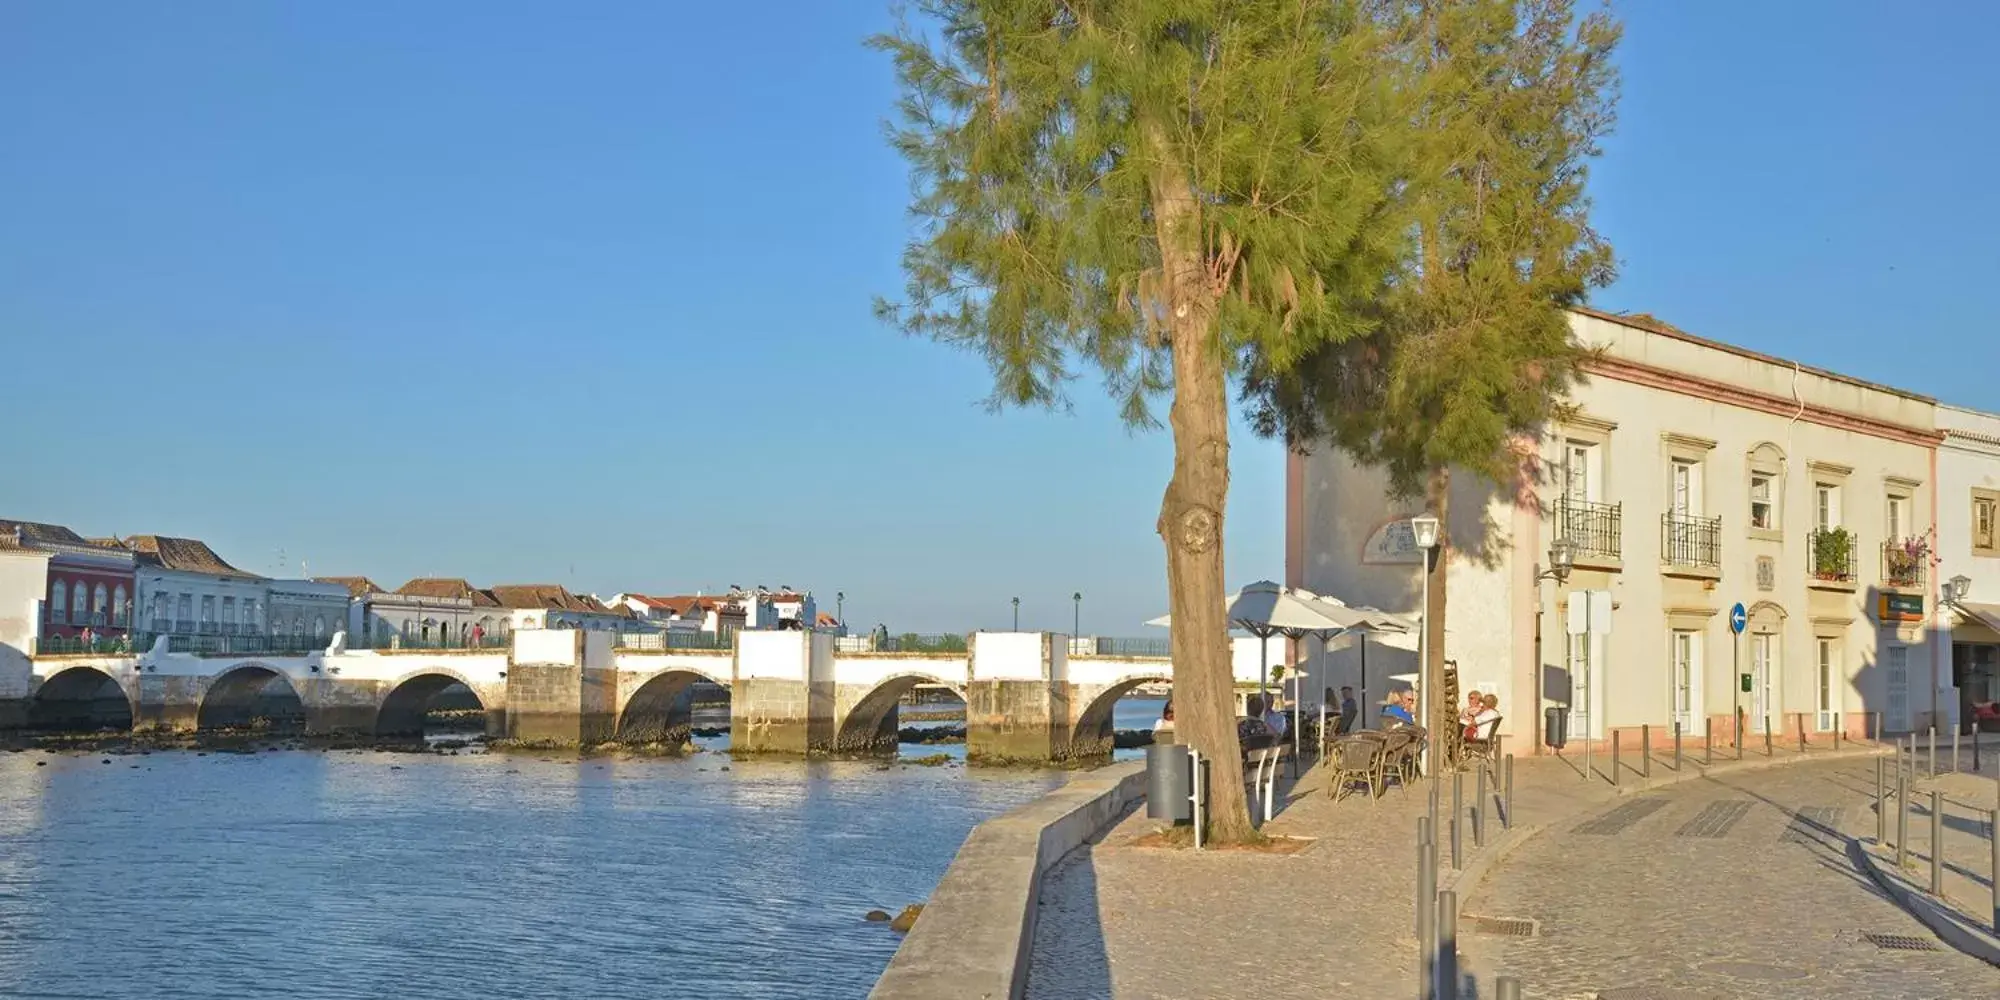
1310 597 1413 732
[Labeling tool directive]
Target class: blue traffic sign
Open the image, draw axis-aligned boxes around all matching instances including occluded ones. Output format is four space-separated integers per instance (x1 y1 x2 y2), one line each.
1729 602 1747 634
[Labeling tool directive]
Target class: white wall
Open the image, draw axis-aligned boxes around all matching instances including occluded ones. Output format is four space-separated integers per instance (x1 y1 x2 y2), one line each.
0 551 51 700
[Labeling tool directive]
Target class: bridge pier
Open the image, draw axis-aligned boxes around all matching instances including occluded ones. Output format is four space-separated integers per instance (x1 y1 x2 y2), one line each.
133 674 204 733
965 632 1071 764
504 630 616 745
731 630 835 754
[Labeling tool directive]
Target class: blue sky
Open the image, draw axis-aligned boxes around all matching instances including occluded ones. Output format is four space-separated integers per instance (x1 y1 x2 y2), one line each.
1 2 1993 633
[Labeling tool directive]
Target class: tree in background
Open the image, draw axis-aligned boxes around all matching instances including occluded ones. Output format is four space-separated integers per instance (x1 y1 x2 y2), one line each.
1244 0 1621 740
873 1 1413 841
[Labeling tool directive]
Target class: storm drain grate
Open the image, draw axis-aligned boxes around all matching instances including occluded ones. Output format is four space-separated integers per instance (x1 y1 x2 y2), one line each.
1462 914 1538 938
1675 800 1753 838
1573 798 1668 836
1781 806 1842 843
1860 932 1942 952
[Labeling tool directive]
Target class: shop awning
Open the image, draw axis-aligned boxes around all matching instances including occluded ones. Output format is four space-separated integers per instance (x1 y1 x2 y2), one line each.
1953 601 2000 641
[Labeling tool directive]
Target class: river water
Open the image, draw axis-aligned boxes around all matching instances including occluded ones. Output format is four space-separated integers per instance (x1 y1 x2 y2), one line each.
0 697 1164 999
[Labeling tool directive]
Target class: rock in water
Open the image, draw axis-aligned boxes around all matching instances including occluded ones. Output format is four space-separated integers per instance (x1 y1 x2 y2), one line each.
864 910 891 923
889 904 923 933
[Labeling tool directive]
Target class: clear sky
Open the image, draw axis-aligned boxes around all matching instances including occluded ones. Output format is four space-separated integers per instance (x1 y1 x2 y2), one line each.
1 2 1993 634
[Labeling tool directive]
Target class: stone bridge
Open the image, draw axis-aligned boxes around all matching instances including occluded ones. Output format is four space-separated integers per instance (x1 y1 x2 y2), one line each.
13 629 1171 763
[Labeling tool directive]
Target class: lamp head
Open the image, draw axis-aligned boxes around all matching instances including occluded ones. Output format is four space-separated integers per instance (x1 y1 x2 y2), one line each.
1411 514 1442 550
1947 574 1972 604
1548 536 1577 584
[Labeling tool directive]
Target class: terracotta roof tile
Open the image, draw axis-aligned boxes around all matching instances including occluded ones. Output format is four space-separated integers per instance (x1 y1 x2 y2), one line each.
315 576 383 598
393 577 501 605
121 535 265 580
0 519 88 548
487 583 603 612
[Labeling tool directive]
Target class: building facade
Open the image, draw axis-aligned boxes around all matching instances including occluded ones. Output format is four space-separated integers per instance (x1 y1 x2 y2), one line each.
0 520 138 649
1937 404 2000 729
356 578 509 647
125 535 270 640
265 579 355 642
489 584 635 632
1288 309 1944 747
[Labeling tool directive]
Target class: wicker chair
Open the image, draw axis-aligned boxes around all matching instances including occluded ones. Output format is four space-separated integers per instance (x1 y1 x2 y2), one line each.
1395 727 1429 785
1461 717 1503 769
1328 737 1386 802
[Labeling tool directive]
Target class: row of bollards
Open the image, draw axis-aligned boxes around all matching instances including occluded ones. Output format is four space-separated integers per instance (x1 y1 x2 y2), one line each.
1879 729 2000 936
1414 754 1523 999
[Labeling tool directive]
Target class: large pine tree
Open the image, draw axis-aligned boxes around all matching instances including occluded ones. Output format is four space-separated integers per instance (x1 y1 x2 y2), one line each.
1244 0 1622 741
873 0 1413 841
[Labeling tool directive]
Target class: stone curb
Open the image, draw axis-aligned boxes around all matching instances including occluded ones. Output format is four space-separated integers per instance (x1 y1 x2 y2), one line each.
870 761 1146 1000
1850 840 2000 968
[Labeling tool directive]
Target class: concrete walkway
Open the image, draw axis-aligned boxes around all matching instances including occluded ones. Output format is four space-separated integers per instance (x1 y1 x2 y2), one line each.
1023 738 1986 999
1866 747 2000 963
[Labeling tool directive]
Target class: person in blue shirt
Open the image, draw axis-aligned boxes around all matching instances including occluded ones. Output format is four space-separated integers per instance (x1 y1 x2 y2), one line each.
1382 690 1416 727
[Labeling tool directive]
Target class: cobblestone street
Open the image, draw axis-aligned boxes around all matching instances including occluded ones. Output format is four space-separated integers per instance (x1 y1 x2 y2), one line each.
1462 757 1999 999
1026 746 1999 1000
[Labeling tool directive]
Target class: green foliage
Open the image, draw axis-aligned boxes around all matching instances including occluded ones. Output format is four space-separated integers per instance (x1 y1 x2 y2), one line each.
870 0 1415 425
1242 0 1623 497
1812 527 1854 580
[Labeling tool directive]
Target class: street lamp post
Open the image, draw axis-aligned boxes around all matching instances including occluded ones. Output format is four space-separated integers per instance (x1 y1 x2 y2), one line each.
1534 536 1577 752
836 591 845 628
1072 592 1082 641
1943 575 1972 734
1411 514 1442 776
1012 596 1021 631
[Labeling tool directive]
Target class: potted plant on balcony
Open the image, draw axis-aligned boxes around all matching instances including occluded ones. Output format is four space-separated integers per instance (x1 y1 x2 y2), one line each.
1811 527 1854 581
1885 536 1929 587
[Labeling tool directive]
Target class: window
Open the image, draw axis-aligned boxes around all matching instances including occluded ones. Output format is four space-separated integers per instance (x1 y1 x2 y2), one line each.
71 582 86 623
1671 459 1696 514
1815 483 1841 531
152 593 167 623
1670 629 1701 729
1563 441 1595 502
200 595 215 623
112 585 127 626
222 596 236 626
50 579 66 621
1750 473 1775 530
177 594 192 623
1887 493 1910 543
1974 490 1999 556
314 616 326 639
1815 638 1838 732
92 584 107 619
293 617 306 637
243 599 259 630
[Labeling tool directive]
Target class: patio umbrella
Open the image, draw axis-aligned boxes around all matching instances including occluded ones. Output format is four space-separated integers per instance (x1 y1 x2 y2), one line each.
1147 580 1373 730
1308 598 1413 732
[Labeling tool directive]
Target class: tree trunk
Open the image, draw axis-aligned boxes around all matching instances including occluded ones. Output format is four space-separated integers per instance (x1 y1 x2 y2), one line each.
1424 468 1451 743
1148 124 1253 844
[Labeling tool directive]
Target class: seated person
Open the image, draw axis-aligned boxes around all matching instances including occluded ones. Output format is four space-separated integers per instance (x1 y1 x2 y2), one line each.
1457 691 1483 731
1152 699 1176 744
1382 690 1416 727
1262 696 1289 741
1467 693 1501 740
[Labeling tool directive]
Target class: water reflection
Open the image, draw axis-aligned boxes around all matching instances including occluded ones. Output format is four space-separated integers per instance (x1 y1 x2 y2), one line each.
0 747 1066 1000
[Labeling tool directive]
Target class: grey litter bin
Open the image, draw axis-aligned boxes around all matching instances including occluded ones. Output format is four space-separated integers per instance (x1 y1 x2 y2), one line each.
1146 743 1192 822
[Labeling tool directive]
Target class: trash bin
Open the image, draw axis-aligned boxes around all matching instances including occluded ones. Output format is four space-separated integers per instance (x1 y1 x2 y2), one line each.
1544 706 1567 750
1146 743 1192 822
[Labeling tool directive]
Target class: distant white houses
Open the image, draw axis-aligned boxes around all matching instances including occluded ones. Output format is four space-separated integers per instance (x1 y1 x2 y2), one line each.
318 576 511 647
125 535 274 640
604 586 816 634
488 584 636 632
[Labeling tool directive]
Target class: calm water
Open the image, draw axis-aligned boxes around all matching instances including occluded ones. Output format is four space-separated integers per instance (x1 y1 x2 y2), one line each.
0 744 1068 999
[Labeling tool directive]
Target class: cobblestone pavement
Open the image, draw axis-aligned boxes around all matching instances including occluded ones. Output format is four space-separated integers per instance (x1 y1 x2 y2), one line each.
1462 757 2000 999
1881 747 2000 940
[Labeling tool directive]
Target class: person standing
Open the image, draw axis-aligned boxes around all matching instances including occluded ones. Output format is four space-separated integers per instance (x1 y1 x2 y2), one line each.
1339 686 1359 734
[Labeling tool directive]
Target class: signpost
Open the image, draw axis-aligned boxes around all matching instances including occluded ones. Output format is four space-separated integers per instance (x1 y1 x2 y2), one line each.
1730 602 1747 751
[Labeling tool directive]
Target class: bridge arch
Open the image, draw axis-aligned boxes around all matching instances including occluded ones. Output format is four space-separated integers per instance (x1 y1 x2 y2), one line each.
835 672 965 754
377 668 490 737
1069 673 1171 758
196 663 306 732
616 666 730 747
29 666 134 732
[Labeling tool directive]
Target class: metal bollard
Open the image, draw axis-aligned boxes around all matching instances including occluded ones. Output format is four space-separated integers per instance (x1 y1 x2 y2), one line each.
1931 791 1944 895
1612 730 1621 787
1872 711 1881 743
1835 721 1842 751
1736 707 1745 754
1929 726 1937 779
1896 762 1909 868
1436 890 1460 1000
1705 718 1714 766
1674 721 1683 772
1418 836 1436 1000
1451 771 1464 870
1503 754 1514 831
1875 757 1886 844
1495 978 1522 1000
1475 763 1487 848
1953 727 1961 774
1798 714 1807 754
1990 808 1999 935
1642 723 1652 778
1764 717 1773 757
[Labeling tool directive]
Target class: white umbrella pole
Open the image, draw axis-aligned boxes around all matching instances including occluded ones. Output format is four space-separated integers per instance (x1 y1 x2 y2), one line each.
1360 633 1368 730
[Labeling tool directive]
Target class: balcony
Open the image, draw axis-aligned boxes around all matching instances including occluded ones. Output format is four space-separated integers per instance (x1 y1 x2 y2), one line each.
1661 512 1722 576
148 618 171 632
1883 539 1929 591
1808 528 1857 590
70 611 107 627
1555 499 1623 568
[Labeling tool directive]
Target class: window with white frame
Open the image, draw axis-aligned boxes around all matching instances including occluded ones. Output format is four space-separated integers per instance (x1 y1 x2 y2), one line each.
1670 629 1701 729
1887 493 1910 543
1563 441 1598 503
1815 482 1842 531
91 584 107 622
1815 638 1839 731
1750 473 1776 530
71 582 86 624
1671 459 1699 515
112 585 127 626
243 598 259 630
177 593 192 623
50 579 66 621
1975 490 1999 555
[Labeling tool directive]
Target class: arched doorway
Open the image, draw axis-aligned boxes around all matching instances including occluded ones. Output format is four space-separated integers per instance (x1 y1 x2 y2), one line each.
196 665 307 733
1069 675 1171 759
834 674 964 754
377 672 491 739
28 667 133 732
616 669 728 750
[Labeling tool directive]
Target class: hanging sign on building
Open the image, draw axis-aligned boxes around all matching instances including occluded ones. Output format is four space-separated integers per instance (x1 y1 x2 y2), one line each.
1877 593 1925 624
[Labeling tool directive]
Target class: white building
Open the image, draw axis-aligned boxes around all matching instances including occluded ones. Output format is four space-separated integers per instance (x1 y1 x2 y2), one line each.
1289 308 1944 747
336 577 510 647
265 579 353 642
126 535 271 639
1937 404 2000 729
0 534 53 721
489 584 636 632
